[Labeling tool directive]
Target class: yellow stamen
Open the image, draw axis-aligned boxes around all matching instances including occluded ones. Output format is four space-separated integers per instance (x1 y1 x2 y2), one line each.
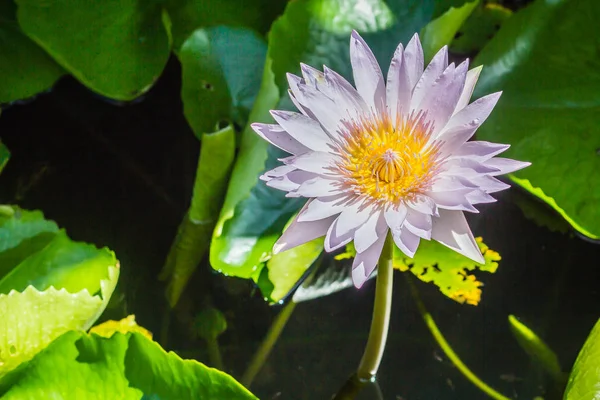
334 111 440 204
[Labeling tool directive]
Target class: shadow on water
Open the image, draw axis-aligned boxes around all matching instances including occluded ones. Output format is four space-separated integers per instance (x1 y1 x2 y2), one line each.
1 57 599 400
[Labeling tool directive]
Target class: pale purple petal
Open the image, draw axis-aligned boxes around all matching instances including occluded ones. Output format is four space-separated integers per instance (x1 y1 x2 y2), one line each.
354 210 386 253
484 158 531 175
403 33 424 92
427 189 479 213
298 84 343 136
324 66 369 121
273 206 336 254
465 190 497 204
293 176 341 198
325 217 354 252
270 110 333 152
297 195 348 222
436 92 502 153
386 42 410 122
442 157 501 176
451 140 510 162
260 164 296 181
384 203 408 234
267 170 316 192
410 45 448 110
430 175 478 193
335 201 372 237
406 195 438 216
431 209 484 264
350 30 386 113
252 123 310 155
283 151 337 174
470 175 511 193
392 226 420 258
352 232 387 288
404 210 432 240
453 65 482 115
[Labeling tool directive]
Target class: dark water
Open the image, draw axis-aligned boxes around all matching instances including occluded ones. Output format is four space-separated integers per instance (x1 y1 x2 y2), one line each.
1 57 599 400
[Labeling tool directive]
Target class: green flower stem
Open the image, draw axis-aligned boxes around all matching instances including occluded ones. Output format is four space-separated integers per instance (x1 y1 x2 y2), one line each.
205 337 224 371
241 300 297 388
356 232 395 380
407 276 511 400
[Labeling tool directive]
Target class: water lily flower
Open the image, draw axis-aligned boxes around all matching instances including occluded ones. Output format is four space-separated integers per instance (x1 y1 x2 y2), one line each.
252 31 529 289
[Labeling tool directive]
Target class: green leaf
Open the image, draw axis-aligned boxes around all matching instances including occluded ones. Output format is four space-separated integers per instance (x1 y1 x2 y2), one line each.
267 236 324 303
159 125 236 307
0 1 64 103
0 331 257 399
15 0 171 100
178 27 267 139
564 319 600 400
0 265 119 377
508 315 564 382
210 0 396 281
450 2 512 55
165 0 287 49
473 0 600 239
420 0 478 62
0 141 9 175
0 206 119 376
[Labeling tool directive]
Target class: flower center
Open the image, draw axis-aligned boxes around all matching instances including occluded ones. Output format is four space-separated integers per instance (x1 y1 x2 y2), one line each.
334 111 441 204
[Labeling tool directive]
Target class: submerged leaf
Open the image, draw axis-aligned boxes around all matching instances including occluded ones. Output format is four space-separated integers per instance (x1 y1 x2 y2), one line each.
474 0 600 239
0 331 257 399
508 315 563 382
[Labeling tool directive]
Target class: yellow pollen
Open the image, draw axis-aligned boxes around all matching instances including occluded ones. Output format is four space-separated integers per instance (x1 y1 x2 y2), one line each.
335 112 440 204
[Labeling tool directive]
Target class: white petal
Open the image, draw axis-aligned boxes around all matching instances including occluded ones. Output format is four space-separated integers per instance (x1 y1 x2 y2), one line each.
293 177 341 198
416 61 467 136
297 195 348 222
484 158 531 176
273 207 336 254
406 195 438 216
335 201 372 237
267 170 317 192
436 92 502 153
430 175 478 193
324 66 369 121
392 226 420 258
470 175 510 193
453 65 482 115
451 140 510 162
260 164 296 181
352 232 387 288
431 209 484 264
466 190 497 204
298 84 343 136
403 33 424 93
325 217 354 252
386 42 410 122
350 30 385 113
443 157 501 176
252 123 310 155
283 151 337 175
354 210 386 253
270 110 333 152
411 45 448 110
404 210 432 240
384 203 408 234
427 189 479 213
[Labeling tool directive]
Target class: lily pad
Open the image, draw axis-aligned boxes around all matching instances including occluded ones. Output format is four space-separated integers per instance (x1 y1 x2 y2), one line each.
473 0 600 239
0 206 119 376
89 315 152 340
0 331 257 399
0 1 64 104
16 0 171 100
